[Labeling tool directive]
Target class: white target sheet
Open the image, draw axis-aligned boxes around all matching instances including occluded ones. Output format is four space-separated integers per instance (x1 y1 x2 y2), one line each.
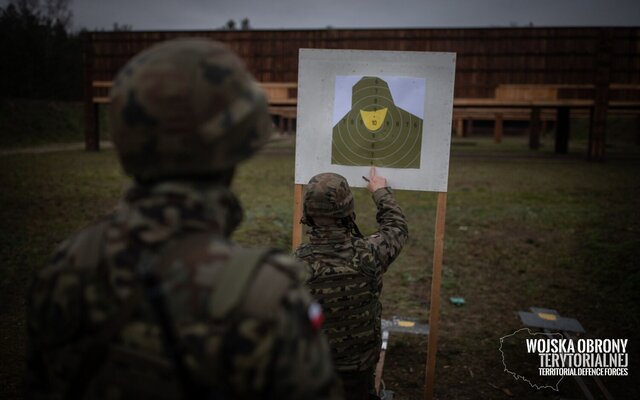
295 49 456 192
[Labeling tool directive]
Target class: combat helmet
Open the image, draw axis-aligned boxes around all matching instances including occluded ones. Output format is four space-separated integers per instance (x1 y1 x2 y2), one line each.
109 38 272 181
302 173 354 223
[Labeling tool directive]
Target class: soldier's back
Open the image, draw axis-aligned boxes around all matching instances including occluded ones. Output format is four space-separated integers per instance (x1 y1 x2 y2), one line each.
27 186 339 399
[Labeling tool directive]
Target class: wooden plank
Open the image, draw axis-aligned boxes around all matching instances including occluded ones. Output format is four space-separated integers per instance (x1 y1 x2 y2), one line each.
424 192 448 400
84 28 640 102
92 80 113 88
291 184 304 251
93 97 111 104
454 98 595 107
495 85 558 101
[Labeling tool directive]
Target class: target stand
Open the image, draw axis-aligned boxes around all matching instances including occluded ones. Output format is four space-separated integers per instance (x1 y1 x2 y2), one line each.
293 48 455 400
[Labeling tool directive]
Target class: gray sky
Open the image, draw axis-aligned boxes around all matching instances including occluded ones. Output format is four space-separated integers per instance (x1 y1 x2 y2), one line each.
2 0 639 31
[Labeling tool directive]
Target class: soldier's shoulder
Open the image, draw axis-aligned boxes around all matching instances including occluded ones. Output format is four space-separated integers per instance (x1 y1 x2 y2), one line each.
294 243 314 260
240 249 307 317
36 218 111 282
352 235 375 253
28 219 111 339
159 237 306 319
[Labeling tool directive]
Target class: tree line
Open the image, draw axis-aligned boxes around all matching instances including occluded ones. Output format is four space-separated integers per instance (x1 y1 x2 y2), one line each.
0 0 254 102
0 0 82 101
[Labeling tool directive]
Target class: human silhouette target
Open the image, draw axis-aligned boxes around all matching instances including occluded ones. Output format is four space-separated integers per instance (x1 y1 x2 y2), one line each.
332 76 423 168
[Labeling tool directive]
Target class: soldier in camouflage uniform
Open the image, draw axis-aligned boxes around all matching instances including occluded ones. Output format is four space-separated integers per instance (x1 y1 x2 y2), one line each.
26 38 342 399
295 168 408 399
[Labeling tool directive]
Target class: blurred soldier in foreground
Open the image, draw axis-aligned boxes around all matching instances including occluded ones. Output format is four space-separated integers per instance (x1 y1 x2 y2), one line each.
27 38 341 399
295 168 408 399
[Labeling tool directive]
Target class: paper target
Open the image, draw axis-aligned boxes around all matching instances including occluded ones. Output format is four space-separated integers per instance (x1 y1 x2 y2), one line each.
295 49 455 192
331 76 423 168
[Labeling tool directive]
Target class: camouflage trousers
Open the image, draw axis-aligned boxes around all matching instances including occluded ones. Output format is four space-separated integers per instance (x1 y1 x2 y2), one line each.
339 367 380 400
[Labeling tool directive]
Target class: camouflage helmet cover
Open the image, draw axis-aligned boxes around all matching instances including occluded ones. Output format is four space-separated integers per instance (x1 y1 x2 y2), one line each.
109 38 271 180
303 173 354 220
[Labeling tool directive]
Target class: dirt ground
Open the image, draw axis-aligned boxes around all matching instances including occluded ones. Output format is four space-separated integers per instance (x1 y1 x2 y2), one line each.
2 134 639 399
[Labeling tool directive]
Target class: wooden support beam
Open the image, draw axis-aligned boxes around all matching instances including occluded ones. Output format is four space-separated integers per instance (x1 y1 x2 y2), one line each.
285 117 291 135
277 116 284 134
588 30 611 161
494 113 503 143
84 102 100 151
456 118 464 137
529 107 541 150
465 118 473 136
82 32 99 151
291 184 304 251
555 107 570 154
425 192 448 400
589 103 607 160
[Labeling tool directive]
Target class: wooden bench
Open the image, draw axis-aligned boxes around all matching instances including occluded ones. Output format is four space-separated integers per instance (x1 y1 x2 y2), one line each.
87 81 639 156
89 81 300 136
453 84 640 153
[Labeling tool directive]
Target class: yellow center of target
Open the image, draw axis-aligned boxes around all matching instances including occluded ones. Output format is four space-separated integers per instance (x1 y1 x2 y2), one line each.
359 108 388 131
537 312 558 321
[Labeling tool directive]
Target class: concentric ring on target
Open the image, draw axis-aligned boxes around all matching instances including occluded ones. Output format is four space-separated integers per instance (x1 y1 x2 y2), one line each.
332 76 423 169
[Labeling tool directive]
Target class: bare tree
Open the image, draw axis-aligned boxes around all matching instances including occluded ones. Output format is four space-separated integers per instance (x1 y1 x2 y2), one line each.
112 22 133 31
9 0 72 29
43 0 72 29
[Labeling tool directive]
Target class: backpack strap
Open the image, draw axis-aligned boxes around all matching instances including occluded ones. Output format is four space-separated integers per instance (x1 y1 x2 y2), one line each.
70 219 110 271
63 220 146 399
209 247 276 320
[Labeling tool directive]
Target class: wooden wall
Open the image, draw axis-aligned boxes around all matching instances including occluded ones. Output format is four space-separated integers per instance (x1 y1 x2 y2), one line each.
84 27 640 100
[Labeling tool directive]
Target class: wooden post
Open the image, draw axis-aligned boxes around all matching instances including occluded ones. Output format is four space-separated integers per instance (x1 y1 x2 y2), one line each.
82 31 99 151
465 118 473 136
425 192 448 400
286 116 293 135
84 102 100 151
375 346 387 395
588 29 611 161
494 113 503 143
278 115 285 134
555 107 570 154
529 107 541 150
291 184 304 251
455 118 464 137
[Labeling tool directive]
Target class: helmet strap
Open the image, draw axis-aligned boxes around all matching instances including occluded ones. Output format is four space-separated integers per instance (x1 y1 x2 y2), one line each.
351 221 364 239
340 215 364 238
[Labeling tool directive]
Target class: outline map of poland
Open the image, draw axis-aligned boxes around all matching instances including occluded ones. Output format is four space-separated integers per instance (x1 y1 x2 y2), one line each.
332 76 423 169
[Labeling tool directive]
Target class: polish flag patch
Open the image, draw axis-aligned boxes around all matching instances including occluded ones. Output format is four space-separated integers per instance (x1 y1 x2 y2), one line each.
307 302 325 331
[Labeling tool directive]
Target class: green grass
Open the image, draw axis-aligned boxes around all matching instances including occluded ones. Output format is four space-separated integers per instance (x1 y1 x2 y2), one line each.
0 99 110 148
1 136 639 399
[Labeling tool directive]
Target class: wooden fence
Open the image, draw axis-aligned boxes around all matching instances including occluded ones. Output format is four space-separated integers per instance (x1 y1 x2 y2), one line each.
83 27 640 159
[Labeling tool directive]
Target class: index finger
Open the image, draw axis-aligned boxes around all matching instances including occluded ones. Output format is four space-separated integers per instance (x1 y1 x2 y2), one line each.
369 166 377 179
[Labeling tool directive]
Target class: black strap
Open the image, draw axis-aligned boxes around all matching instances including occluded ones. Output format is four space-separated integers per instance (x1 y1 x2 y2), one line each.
136 244 274 400
64 221 141 399
137 251 220 400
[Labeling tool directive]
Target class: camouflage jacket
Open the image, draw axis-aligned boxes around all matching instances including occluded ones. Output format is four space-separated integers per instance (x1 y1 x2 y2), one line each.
27 181 342 400
294 187 408 372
